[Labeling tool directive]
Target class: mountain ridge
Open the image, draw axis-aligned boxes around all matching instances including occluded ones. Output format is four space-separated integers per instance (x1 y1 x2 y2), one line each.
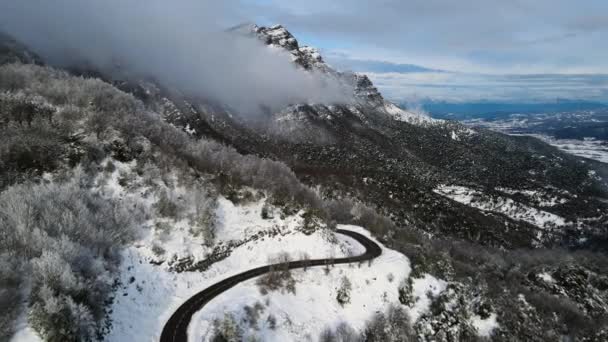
1 24 608 342
1 25 604 250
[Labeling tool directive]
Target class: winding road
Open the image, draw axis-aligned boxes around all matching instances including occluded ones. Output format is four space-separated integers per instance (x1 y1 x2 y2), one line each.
159 228 382 342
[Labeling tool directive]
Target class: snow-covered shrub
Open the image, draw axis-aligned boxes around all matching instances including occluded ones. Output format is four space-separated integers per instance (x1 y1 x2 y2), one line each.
243 302 265 330
151 243 166 257
0 173 142 340
0 92 53 125
211 313 243 342
154 221 173 239
189 187 218 247
223 186 257 205
266 314 277 330
29 285 97 342
349 203 396 238
104 159 117 173
336 276 352 307
256 252 296 295
320 322 362 342
154 190 179 218
363 305 415 342
261 203 273 219
398 277 415 306
417 283 479 342
301 208 325 235
0 107 67 188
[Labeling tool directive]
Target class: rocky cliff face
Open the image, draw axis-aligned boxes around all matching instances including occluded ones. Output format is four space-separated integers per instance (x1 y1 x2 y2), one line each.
253 24 331 72
252 24 411 116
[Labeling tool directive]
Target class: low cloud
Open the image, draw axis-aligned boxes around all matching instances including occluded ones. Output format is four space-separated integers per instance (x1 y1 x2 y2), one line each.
0 0 352 114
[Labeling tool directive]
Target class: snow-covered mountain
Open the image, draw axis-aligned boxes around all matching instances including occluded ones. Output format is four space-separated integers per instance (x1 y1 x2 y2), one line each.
1 23 608 342
136 24 605 250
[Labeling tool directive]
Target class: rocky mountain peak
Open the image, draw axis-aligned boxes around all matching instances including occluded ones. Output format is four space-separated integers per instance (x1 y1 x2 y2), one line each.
249 24 439 125
252 24 331 74
253 24 299 51
251 24 393 110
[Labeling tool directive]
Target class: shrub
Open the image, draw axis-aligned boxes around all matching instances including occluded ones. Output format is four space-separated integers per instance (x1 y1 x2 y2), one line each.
243 302 265 330
256 252 296 295
0 117 67 188
154 190 179 218
398 277 415 306
320 322 363 342
363 305 415 342
0 172 141 340
189 187 218 247
261 203 272 219
211 313 243 342
266 314 277 330
29 284 97 342
151 243 166 257
336 276 352 306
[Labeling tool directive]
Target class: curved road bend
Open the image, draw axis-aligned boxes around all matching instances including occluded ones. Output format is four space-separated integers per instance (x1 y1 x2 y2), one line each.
160 228 382 342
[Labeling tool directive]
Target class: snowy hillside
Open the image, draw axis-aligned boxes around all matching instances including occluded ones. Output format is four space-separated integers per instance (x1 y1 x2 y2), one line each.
6 157 497 342
2 14 608 342
434 185 568 230
433 185 572 247
93 161 495 341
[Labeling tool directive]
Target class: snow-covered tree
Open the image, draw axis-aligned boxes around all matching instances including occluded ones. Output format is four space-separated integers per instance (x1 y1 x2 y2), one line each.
336 276 352 306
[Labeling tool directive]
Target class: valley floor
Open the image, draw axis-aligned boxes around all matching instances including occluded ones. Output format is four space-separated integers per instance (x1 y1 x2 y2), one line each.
526 134 608 164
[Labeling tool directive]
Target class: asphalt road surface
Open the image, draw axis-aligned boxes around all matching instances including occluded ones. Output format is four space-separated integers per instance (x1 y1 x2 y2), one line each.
159 228 382 342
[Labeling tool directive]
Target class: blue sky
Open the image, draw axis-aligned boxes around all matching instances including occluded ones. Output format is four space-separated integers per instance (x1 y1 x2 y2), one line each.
236 0 608 103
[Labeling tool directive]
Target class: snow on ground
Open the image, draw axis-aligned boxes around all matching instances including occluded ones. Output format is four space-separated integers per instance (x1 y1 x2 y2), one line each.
451 130 460 141
471 313 499 337
105 206 360 342
542 137 608 164
515 134 608 164
434 185 567 230
409 274 447 322
188 225 413 342
10 159 496 341
383 102 439 125
537 272 555 284
495 187 569 207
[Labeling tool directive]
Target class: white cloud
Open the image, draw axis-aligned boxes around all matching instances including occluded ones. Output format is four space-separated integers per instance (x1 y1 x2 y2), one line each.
0 0 353 115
